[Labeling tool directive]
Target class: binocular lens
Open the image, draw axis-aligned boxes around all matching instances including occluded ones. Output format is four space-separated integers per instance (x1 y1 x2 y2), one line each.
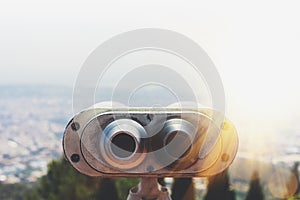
153 118 198 170
100 119 147 170
164 131 192 159
110 132 137 159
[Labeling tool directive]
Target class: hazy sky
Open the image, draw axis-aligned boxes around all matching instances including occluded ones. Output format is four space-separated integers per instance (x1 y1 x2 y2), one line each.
1 0 300 156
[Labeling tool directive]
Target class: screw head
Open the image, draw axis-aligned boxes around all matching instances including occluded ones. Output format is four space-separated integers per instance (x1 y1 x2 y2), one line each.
71 122 80 131
147 165 154 172
71 154 80 163
221 153 230 162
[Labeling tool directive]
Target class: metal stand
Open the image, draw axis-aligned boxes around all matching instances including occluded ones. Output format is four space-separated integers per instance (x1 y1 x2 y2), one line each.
127 178 171 200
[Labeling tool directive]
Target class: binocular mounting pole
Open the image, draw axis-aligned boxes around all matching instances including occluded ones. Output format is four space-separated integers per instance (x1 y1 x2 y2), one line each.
127 178 171 200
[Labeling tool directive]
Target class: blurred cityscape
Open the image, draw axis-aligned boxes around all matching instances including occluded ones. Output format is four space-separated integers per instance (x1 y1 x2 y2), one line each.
0 85 72 183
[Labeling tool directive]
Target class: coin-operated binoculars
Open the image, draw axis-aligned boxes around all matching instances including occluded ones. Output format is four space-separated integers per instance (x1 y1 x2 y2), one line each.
63 103 238 200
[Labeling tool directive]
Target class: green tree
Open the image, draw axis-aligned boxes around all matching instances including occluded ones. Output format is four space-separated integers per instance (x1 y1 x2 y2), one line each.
204 169 236 200
115 178 140 200
171 178 195 200
245 171 264 200
291 162 299 195
26 158 119 200
0 182 33 200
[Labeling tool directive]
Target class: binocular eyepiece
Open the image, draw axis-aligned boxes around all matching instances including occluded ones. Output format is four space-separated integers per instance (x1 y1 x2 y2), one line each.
100 119 147 170
63 105 238 178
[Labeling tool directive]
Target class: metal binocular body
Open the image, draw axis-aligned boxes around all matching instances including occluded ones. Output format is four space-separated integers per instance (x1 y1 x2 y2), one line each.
63 103 238 178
